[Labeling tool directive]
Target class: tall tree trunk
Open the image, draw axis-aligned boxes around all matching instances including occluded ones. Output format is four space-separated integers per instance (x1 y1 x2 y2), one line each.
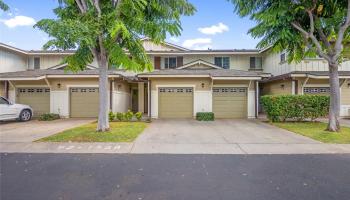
97 54 110 132
327 62 341 132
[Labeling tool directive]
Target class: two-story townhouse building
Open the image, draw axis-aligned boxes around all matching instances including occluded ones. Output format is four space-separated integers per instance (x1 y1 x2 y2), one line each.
0 39 267 119
260 48 350 117
0 38 349 119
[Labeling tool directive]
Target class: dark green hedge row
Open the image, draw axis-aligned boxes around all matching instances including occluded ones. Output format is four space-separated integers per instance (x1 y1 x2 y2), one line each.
39 113 60 121
261 95 330 122
196 112 215 121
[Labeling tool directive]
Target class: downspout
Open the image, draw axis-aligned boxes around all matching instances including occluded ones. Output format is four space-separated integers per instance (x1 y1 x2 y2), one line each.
44 76 51 87
340 78 347 87
301 77 310 95
5 81 9 99
148 79 151 118
255 80 259 118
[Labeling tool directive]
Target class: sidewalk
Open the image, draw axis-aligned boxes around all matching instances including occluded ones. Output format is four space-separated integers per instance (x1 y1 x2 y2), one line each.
1 141 350 154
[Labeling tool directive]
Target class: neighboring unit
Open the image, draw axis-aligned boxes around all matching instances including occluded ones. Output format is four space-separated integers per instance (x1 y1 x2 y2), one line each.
0 38 349 119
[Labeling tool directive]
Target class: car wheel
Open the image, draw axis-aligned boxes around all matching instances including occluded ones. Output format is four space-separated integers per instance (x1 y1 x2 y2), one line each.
19 109 32 122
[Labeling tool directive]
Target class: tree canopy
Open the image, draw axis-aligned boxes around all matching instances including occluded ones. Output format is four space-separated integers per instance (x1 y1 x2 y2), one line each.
230 0 349 63
0 0 9 11
35 0 196 72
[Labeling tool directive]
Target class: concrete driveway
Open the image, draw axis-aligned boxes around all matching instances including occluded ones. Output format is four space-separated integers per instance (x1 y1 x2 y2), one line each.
132 119 322 153
0 119 94 142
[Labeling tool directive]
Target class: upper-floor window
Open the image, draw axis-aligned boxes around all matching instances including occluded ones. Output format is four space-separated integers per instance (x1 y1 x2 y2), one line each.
214 57 230 69
250 57 262 69
34 57 40 69
280 53 286 63
164 57 177 69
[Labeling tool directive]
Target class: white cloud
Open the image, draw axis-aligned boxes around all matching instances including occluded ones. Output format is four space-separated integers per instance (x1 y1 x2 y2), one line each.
1 15 36 28
182 38 212 50
198 22 229 35
169 37 180 43
8 41 16 46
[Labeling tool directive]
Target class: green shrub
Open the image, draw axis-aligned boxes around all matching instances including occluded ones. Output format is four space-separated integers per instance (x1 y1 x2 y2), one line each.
196 112 215 121
109 111 115 121
124 110 133 121
261 95 330 122
116 112 123 121
135 112 143 121
39 113 60 121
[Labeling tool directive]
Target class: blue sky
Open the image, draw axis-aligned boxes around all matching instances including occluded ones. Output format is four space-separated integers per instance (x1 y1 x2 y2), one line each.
0 0 260 50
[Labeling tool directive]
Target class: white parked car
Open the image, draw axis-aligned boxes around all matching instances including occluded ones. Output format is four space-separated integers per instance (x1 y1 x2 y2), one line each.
0 96 33 122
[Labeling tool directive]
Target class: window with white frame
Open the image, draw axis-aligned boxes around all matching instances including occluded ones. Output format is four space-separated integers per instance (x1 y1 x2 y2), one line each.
249 57 262 69
214 57 230 69
34 57 40 69
303 87 330 94
280 53 286 63
164 57 177 69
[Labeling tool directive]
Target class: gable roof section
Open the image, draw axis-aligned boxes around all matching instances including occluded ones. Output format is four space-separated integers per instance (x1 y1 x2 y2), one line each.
141 38 188 51
0 42 75 55
0 69 138 80
138 69 270 79
0 42 28 55
177 59 222 69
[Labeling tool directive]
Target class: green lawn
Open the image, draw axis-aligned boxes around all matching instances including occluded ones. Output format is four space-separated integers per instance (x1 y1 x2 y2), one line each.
272 122 350 144
37 122 147 142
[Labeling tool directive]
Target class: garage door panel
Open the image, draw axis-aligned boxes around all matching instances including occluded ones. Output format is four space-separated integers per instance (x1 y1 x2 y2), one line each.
17 88 50 117
158 87 193 118
70 88 99 118
213 87 247 119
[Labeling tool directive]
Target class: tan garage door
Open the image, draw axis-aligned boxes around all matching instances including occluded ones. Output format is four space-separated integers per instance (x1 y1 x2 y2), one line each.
17 88 50 117
70 88 99 118
159 87 193 118
213 87 247 118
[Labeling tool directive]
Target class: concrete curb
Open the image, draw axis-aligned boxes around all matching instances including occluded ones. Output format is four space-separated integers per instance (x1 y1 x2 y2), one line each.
1 142 350 154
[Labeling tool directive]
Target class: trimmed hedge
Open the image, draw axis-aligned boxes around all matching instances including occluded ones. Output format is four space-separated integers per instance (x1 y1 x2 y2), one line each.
261 95 330 122
39 113 60 121
196 112 215 121
109 110 145 122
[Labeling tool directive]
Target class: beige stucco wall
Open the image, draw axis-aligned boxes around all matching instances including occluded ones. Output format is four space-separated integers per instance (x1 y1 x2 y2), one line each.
262 79 293 95
150 77 212 91
0 48 28 73
49 78 99 90
113 80 130 93
11 80 48 86
213 80 254 90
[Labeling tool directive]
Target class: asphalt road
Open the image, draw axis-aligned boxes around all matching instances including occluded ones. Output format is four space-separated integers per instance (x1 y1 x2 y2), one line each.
1 153 350 200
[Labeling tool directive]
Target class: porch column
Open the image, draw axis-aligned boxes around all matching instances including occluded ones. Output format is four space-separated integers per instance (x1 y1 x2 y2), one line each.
138 82 145 113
